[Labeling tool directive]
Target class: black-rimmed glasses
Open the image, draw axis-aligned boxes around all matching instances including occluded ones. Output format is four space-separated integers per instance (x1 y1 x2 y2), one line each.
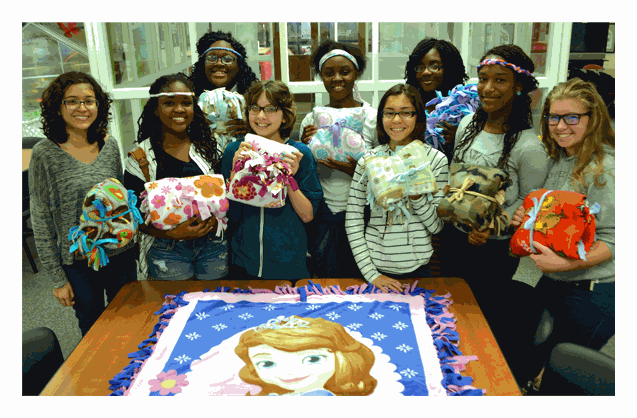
381 110 417 120
546 112 591 126
248 105 279 115
205 55 237 65
62 99 98 110
415 63 443 73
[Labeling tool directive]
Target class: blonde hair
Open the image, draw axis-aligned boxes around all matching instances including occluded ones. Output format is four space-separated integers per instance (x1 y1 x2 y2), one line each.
234 317 377 396
540 78 615 191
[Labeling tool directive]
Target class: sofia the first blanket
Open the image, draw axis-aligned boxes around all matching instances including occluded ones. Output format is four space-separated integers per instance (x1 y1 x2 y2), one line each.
109 282 484 396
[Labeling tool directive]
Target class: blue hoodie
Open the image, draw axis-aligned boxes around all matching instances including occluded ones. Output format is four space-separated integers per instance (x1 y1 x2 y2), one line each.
221 135 323 280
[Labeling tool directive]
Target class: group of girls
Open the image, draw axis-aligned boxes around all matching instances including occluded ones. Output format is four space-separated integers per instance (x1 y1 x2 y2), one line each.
30 29 614 395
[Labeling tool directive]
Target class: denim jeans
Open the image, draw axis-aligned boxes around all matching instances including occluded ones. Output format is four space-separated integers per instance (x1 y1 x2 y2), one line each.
62 247 137 337
147 234 228 280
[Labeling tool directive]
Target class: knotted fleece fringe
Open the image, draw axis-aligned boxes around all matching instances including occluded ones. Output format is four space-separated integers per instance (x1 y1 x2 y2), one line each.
108 280 484 396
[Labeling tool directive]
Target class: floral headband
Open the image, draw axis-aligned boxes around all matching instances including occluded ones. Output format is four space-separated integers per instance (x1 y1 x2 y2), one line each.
201 46 243 59
477 58 534 78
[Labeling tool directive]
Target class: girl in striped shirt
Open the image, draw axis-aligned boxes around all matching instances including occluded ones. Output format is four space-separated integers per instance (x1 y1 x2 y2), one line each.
345 84 449 292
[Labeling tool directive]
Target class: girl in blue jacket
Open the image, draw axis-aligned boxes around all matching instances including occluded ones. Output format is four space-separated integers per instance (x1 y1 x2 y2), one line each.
221 80 323 283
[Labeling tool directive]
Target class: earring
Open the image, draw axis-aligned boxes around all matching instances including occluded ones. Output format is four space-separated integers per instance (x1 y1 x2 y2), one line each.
517 91 522 96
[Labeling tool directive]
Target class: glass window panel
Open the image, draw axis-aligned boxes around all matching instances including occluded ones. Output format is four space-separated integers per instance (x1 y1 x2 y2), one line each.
378 22 455 81
287 22 315 82
467 22 547 78
293 93 316 138
22 23 90 124
116 98 148 155
531 87 547 136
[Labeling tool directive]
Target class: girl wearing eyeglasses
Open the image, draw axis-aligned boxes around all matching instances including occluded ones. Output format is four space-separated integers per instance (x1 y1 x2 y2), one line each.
124 73 226 282
405 38 470 161
509 78 615 394
190 30 259 139
220 81 323 284
299 40 380 278
29 71 137 336
345 84 449 293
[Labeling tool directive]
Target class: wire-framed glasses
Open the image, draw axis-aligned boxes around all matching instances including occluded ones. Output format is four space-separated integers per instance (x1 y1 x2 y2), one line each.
62 99 98 110
205 55 236 65
414 63 443 73
381 110 417 120
546 112 591 126
248 105 279 115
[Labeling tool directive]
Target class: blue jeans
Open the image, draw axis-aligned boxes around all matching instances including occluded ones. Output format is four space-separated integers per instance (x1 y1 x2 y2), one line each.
147 235 228 280
306 199 362 278
62 247 137 337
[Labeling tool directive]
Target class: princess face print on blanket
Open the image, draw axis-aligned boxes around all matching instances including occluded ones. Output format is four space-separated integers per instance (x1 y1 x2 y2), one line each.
510 188 600 260
227 134 298 208
308 106 370 162
139 174 229 236
197 88 246 153
114 288 478 397
68 178 144 270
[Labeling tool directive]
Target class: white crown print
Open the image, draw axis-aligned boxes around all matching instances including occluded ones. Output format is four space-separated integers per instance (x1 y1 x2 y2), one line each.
254 315 311 332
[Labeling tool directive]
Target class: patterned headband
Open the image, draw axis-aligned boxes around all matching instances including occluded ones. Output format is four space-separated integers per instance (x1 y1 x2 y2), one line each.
477 58 534 78
148 92 194 98
201 46 243 59
254 315 310 332
319 49 359 71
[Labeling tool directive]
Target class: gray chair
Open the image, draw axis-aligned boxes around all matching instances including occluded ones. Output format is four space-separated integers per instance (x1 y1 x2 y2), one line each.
22 327 64 396
540 342 615 396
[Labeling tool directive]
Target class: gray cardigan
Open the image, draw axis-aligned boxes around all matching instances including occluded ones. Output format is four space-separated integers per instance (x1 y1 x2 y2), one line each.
28 137 125 288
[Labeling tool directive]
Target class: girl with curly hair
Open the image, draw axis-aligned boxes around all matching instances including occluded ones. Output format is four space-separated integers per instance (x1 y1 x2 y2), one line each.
509 78 615 393
299 40 379 278
438 45 551 377
404 38 469 162
29 71 137 336
220 80 323 283
235 316 377 396
124 73 227 281
190 30 259 138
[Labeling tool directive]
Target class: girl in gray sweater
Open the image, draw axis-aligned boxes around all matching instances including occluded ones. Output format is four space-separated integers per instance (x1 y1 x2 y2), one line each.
510 78 615 393
29 72 137 336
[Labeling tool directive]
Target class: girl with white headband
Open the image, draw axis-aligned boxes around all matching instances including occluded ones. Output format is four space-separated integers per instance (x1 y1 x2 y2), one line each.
124 73 227 281
190 30 259 139
300 40 380 278
439 44 550 387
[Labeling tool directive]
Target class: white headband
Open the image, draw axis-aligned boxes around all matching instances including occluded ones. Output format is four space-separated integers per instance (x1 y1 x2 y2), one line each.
318 49 359 71
148 92 195 98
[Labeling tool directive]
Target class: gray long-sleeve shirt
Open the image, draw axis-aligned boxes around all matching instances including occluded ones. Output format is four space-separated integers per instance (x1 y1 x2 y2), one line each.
542 145 615 283
28 137 125 288
453 114 550 239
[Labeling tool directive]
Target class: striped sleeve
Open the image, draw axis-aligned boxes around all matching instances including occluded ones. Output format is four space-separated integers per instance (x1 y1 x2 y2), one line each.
410 146 448 235
345 155 381 283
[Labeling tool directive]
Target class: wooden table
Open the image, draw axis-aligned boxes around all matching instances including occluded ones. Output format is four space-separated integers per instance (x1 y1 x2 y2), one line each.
40 278 521 396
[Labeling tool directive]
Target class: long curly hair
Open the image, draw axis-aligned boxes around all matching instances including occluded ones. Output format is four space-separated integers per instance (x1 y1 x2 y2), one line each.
235 317 377 396
404 38 469 102
540 77 615 191
40 71 112 147
136 73 221 174
454 44 539 170
243 80 297 139
310 39 367 80
190 30 258 97
377 84 427 145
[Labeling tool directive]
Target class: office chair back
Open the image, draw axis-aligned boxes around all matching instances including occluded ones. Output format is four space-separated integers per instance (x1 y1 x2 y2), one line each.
540 342 615 396
22 327 64 395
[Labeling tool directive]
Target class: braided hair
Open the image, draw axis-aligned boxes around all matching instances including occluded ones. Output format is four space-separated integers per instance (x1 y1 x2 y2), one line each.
190 30 258 97
454 44 539 170
136 73 222 174
404 38 469 103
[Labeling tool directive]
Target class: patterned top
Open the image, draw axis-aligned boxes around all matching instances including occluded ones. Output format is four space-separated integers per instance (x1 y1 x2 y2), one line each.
28 137 124 288
345 143 448 283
